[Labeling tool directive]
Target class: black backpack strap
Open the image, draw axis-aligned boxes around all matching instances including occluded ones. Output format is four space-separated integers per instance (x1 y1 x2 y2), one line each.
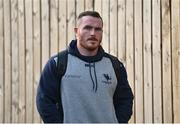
57 49 68 79
105 53 121 82
56 49 68 110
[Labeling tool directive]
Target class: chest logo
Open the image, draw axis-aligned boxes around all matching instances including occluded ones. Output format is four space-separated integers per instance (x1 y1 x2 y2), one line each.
64 74 81 79
102 74 112 84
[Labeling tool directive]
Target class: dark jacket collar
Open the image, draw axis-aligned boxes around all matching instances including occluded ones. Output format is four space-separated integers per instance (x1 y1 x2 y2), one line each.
68 40 104 63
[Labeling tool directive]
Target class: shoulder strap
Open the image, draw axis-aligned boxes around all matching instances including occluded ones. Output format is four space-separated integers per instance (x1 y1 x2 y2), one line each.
57 49 68 79
56 49 68 110
105 53 121 82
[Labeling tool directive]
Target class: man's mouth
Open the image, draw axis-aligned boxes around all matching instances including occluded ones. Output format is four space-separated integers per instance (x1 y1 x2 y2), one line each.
87 38 98 41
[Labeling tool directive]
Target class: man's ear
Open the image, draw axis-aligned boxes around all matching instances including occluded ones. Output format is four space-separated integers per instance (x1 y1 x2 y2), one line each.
74 27 78 37
74 27 78 34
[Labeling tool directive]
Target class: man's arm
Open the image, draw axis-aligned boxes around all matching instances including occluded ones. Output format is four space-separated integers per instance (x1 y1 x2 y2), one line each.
113 62 134 123
36 57 63 123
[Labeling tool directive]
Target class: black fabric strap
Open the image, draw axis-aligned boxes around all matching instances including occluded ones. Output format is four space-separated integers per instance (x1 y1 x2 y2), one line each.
55 49 68 122
105 53 121 82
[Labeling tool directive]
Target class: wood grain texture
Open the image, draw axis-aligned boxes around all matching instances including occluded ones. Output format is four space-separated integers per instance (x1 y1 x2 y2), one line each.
3 0 11 122
59 0 67 51
25 0 33 122
18 0 25 122
102 0 109 53
171 0 180 122
125 0 134 122
134 0 143 122
0 0 4 122
11 0 19 122
143 0 153 122
33 0 41 122
161 0 172 122
152 0 162 122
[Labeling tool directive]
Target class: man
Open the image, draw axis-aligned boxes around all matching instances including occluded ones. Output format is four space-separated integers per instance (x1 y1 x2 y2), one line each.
36 11 133 123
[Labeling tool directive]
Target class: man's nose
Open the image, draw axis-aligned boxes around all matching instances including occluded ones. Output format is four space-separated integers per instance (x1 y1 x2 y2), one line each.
90 29 95 35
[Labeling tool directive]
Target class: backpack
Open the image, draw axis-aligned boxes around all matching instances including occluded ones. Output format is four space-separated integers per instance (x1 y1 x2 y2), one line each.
55 49 122 109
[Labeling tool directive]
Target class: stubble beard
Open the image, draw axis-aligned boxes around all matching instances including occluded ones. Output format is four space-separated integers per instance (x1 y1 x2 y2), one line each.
85 40 101 51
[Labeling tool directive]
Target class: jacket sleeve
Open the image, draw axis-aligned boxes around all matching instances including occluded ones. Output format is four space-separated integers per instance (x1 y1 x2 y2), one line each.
113 62 134 123
36 57 63 123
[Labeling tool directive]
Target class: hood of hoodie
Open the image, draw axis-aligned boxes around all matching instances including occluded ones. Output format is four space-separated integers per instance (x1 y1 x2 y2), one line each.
68 40 105 63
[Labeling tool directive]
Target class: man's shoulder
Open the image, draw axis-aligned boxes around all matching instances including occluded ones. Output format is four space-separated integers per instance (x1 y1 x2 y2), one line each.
104 52 124 66
48 49 68 66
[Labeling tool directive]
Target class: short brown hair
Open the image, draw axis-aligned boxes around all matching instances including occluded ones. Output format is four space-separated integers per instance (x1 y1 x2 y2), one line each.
77 11 103 26
78 11 102 21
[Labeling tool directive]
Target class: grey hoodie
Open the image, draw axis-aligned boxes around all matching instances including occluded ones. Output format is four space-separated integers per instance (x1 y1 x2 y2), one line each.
36 40 133 123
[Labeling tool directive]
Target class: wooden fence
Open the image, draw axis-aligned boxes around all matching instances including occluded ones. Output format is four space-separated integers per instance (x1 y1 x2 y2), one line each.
0 0 179 123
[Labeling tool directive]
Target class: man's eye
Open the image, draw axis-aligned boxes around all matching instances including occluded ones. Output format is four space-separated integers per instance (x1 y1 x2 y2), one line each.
84 26 92 30
95 28 102 32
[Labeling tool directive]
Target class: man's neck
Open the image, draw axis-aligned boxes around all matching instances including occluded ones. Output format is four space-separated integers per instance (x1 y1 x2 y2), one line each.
77 45 98 56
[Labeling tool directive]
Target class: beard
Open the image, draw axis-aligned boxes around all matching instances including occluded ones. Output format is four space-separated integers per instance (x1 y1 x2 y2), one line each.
84 39 102 51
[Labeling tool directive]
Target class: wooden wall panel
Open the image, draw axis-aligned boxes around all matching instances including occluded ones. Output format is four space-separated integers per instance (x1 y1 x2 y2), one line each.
18 0 25 122
171 0 180 122
50 0 59 56
94 0 102 14
152 0 162 122
67 0 75 44
143 0 153 122
11 0 19 122
76 0 85 17
110 0 118 56
85 0 93 11
25 0 33 122
134 0 143 122
3 0 11 122
59 0 67 51
117 0 126 63
33 0 41 122
0 0 3 122
41 0 50 69
125 0 134 122
161 0 172 122
102 0 109 53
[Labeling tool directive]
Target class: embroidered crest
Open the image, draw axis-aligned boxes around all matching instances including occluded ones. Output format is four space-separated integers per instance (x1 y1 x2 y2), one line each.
102 74 112 84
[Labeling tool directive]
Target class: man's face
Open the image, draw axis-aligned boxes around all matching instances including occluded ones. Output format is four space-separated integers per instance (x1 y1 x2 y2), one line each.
74 16 103 51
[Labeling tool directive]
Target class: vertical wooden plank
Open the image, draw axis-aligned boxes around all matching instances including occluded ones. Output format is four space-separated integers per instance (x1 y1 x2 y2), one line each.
85 0 93 11
125 0 134 122
171 0 180 122
134 0 144 122
94 0 102 14
76 0 85 28
161 0 172 122
143 0 153 122
33 0 41 122
25 0 33 122
41 0 50 68
59 0 67 51
152 0 162 122
94 0 102 48
67 0 75 44
0 0 4 122
109 0 118 56
18 0 25 122
11 0 19 122
50 0 58 56
76 0 85 18
118 0 126 63
102 0 109 53
3 0 11 122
